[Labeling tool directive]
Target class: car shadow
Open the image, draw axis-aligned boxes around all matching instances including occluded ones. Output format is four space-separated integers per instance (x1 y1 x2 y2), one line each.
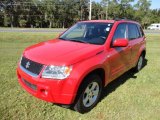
54 58 148 113
101 58 148 101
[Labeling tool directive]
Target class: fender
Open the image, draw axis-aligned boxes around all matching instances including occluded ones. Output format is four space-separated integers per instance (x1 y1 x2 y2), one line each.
135 40 146 66
69 51 110 103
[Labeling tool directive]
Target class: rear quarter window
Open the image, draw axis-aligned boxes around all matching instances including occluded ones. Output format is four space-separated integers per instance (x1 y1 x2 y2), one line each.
137 25 145 37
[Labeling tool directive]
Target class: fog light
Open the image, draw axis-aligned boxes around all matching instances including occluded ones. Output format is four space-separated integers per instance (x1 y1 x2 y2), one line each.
40 89 48 96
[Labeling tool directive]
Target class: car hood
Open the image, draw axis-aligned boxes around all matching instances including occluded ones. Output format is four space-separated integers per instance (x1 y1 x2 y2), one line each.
23 39 104 66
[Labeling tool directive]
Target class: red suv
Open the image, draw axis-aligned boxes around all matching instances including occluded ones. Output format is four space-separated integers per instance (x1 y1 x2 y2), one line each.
17 19 146 113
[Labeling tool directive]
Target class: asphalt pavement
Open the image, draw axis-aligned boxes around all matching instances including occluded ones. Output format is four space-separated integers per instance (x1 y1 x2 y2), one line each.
143 30 160 34
0 28 160 34
0 28 66 33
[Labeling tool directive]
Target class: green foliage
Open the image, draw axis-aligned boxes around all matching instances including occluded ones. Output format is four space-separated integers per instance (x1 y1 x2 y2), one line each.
19 19 27 27
3 14 10 27
0 0 159 28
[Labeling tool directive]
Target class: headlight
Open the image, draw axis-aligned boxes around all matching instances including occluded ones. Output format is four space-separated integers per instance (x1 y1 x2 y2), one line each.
42 65 72 79
19 55 23 65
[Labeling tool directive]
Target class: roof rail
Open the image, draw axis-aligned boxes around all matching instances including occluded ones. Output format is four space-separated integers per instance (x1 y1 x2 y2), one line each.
114 17 133 21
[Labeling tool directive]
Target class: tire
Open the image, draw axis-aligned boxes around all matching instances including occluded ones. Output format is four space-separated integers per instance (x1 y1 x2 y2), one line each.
134 54 144 72
73 74 102 113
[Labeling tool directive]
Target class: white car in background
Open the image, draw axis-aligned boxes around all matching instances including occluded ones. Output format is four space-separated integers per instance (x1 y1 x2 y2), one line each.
147 23 160 30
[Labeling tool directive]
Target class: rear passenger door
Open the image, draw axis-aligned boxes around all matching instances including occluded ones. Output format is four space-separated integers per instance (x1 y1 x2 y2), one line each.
127 23 144 65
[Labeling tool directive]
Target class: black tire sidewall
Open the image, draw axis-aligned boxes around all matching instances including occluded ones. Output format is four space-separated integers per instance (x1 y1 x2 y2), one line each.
136 55 144 72
74 74 102 113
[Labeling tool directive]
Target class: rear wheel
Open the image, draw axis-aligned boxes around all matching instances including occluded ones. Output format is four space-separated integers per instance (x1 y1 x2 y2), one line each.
74 74 102 113
135 54 144 72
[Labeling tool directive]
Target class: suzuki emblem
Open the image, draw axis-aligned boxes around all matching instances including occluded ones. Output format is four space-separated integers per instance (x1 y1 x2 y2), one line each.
25 61 30 69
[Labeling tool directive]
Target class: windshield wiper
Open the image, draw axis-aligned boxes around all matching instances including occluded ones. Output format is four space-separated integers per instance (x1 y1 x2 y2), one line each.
59 37 67 40
59 38 89 44
68 39 89 44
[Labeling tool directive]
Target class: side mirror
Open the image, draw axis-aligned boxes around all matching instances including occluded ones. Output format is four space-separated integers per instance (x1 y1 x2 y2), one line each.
113 38 128 47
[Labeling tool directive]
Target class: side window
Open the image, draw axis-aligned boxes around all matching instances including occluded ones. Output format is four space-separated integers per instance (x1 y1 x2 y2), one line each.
128 23 140 40
113 23 127 41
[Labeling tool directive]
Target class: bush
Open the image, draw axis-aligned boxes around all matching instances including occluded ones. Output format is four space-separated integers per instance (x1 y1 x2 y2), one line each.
19 19 27 27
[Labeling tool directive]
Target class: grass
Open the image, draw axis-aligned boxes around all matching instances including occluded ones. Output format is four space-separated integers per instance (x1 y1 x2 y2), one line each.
0 32 160 120
0 27 66 30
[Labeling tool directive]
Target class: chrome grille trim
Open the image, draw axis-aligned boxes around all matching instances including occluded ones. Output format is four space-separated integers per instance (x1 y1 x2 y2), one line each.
20 65 39 77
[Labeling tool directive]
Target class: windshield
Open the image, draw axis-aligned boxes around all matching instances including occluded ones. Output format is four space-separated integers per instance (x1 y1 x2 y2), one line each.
59 22 113 45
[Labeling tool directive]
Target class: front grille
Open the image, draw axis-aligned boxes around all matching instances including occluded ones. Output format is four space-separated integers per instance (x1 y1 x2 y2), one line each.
21 56 43 76
22 78 37 91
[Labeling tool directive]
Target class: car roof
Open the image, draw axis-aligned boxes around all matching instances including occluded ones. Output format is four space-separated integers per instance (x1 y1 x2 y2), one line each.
79 20 115 23
78 19 139 25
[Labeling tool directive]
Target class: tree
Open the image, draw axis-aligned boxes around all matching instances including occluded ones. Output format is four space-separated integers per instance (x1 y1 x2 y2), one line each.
134 0 151 28
0 0 159 28
92 2 103 19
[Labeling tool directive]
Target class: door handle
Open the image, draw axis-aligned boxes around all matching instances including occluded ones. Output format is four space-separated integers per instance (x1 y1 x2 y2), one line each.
128 46 131 48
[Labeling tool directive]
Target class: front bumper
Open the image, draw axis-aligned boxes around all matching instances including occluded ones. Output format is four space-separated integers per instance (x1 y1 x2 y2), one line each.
17 66 77 104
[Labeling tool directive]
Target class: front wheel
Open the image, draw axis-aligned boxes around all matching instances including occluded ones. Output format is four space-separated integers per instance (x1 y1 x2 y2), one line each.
73 74 102 113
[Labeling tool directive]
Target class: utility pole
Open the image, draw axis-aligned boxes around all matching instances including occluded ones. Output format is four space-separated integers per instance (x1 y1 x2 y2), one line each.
106 1 108 20
89 0 92 20
80 5 83 20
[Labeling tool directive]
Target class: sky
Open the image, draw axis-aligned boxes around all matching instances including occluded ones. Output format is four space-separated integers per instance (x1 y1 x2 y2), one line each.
94 0 160 9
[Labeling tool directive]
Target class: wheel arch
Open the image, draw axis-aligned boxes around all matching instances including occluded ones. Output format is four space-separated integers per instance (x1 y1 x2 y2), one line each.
82 68 105 87
141 49 146 58
136 47 146 64
72 67 106 104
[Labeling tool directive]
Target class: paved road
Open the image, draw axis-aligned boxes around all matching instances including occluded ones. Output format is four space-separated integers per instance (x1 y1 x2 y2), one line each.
144 30 160 34
0 28 66 33
0 28 160 34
